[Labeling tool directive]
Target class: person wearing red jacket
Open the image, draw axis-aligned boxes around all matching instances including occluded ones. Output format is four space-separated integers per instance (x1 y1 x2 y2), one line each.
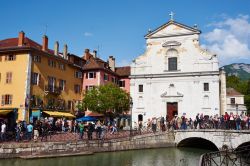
224 112 230 129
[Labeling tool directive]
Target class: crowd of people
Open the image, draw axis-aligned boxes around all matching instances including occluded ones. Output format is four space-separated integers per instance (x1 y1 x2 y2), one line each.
1 111 250 143
140 112 250 132
0 117 120 142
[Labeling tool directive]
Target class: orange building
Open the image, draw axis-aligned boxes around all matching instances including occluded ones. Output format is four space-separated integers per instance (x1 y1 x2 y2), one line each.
0 32 83 126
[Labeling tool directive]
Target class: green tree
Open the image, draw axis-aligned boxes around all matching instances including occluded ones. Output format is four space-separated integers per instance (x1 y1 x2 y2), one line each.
245 79 250 114
226 75 240 89
81 83 130 115
244 95 250 114
226 76 250 114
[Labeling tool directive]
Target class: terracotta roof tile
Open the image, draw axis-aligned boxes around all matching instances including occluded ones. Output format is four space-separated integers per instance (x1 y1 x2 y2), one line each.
82 56 113 71
226 88 243 96
115 66 131 76
83 57 105 70
0 37 54 54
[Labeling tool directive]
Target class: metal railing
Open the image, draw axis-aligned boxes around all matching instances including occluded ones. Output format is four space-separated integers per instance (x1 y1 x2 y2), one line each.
199 145 250 166
44 85 61 95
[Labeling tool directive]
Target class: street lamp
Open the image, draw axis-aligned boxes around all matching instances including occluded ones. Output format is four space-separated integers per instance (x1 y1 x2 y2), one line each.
129 98 133 137
236 103 238 115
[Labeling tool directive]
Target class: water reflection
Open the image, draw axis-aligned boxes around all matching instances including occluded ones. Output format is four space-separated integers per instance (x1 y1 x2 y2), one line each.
0 147 211 166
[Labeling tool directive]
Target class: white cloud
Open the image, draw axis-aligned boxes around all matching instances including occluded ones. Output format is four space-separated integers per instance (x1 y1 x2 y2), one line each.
202 15 250 65
84 32 93 37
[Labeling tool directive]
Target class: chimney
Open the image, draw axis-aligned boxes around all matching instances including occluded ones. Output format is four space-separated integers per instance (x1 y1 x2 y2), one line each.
63 44 68 59
42 35 48 51
84 49 90 60
93 50 97 58
18 31 25 46
108 56 115 71
54 41 59 56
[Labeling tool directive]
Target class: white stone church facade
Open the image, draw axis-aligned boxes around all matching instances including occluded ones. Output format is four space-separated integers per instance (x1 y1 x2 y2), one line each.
130 19 226 124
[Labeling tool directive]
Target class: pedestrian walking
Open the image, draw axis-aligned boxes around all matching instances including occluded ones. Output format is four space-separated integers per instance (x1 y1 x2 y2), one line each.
27 123 33 141
1 122 6 142
78 121 84 140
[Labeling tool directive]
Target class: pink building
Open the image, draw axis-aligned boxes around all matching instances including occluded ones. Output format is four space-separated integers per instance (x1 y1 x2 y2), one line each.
82 49 130 93
115 66 130 92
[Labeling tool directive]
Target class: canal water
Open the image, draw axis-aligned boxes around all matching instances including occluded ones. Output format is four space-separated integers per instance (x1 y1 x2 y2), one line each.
0 147 211 166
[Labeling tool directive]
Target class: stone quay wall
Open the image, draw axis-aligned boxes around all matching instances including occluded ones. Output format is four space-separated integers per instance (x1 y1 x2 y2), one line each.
0 132 175 158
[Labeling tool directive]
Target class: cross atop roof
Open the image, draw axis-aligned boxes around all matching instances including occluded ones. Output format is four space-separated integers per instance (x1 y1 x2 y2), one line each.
169 11 175 21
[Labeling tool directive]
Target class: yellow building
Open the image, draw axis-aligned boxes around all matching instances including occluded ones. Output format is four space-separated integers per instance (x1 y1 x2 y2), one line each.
0 31 83 127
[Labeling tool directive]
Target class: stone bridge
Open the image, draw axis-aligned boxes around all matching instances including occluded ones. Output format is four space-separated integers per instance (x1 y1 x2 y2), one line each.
174 129 250 150
0 130 249 158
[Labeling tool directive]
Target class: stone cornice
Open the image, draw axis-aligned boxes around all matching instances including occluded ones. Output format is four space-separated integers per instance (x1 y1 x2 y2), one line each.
130 71 220 79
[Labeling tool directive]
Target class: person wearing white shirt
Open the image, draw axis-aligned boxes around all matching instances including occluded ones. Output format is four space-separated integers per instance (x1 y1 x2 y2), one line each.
1 122 6 141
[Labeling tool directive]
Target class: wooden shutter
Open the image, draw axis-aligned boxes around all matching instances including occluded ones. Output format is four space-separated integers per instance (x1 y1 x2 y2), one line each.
1 95 5 105
94 72 96 78
38 74 41 85
9 95 12 105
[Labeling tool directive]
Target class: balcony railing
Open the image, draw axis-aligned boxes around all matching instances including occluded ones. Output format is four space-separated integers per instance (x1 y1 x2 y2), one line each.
44 85 61 95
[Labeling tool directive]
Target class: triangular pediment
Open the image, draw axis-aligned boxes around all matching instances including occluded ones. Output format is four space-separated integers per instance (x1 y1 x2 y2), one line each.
160 84 183 98
145 21 201 39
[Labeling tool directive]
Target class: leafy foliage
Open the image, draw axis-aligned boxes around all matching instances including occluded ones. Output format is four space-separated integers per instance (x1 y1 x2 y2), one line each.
80 83 130 115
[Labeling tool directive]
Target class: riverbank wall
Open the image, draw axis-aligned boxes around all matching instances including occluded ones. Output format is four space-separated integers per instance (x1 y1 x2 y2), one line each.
0 132 175 159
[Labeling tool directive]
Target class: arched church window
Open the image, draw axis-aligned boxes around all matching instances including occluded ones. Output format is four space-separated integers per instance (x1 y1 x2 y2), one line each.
166 49 178 71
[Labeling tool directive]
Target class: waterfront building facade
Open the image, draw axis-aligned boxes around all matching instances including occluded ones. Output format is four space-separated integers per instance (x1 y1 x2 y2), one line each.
0 32 83 124
130 19 222 124
0 31 131 127
82 49 130 93
226 88 247 114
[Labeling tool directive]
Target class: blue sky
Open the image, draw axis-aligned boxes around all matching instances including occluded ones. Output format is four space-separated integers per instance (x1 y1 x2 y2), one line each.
1 0 250 66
